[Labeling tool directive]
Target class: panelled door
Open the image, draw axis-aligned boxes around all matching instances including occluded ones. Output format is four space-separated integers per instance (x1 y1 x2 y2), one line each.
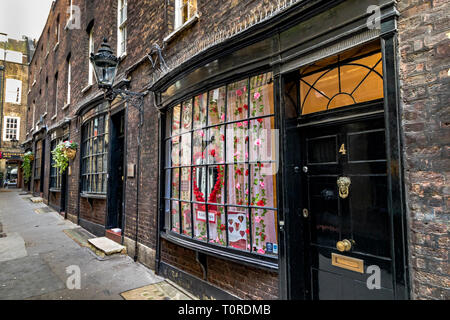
301 115 395 300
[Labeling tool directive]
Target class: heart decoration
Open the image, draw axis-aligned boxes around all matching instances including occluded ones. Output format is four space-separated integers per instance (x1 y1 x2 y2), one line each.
228 219 234 225
235 223 240 230
229 227 234 233
240 231 245 237
238 216 244 223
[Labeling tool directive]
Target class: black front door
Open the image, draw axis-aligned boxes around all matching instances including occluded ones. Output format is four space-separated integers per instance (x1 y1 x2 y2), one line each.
301 115 394 300
107 111 125 230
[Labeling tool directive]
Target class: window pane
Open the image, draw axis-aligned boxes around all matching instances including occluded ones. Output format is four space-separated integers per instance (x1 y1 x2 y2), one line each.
227 79 248 122
192 130 206 165
180 133 191 166
249 117 276 163
172 168 180 199
252 209 278 256
250 73 274 117
181 202 192 237
180 167 191 201
208 87 226 125
227 164 249 206
171 201 180 233
228 207 250 252
209 206 226 246
250 164 277 209
172 105 181 135
193 203 207 241
193 93 207 129
192 166 206 203
207 165 225 205
181 99 192 132
206 126 224 164
171 135 180 166
226 121 248 163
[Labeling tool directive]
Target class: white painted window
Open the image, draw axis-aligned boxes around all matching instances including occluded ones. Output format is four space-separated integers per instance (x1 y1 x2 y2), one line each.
88 28 94 85
0 49 23 64
175 0 197 29
5 79 22 104
3 116 20 141
118 0 127 56
54 73 58 117
67 59 71 104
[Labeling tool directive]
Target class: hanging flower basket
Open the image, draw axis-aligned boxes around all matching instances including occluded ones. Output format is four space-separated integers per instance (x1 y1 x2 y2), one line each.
64 147 77 160
52 141 79 174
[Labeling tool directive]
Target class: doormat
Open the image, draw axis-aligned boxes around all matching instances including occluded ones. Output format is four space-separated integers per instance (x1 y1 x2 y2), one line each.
34 207 56 214
121 281 195 301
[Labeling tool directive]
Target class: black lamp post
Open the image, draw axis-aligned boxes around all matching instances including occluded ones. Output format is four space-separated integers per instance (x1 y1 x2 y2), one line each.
91 38 145 262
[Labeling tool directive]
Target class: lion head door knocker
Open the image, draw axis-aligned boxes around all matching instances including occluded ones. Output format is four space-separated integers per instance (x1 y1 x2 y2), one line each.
337 177 351 199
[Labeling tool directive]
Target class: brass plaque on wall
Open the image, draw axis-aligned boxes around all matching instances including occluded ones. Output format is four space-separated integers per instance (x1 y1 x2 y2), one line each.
332 253 364 274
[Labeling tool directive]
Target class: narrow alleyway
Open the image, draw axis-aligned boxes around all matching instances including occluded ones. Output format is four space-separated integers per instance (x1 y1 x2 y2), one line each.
0 189 191 300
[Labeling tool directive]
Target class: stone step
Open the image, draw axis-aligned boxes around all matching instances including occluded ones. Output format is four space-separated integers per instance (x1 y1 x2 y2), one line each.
88 237 126 256
30 197 44 203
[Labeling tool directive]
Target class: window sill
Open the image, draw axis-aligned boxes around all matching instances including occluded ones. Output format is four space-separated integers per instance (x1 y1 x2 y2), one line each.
80 193 107 200
32 80 36 87
49 188 61 193
53 42 59 52
163 13 199 44
45 51 49 60
118 52 127 63
62 103 70 110
81 84 93 93
42 112 48 118
51 115 57 121
161 232 279 272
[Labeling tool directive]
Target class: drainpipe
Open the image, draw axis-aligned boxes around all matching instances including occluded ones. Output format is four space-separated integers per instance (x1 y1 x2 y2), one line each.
133 101 143 262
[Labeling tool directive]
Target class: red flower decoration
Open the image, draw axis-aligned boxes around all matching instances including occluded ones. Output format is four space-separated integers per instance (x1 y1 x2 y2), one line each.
257 200 265 207
245 169 249 176
210 149 216 158
220 224 226 231
238 107 243 114
257 118 264 124
236 168 243 176
243 104 248 110
246 229 250 235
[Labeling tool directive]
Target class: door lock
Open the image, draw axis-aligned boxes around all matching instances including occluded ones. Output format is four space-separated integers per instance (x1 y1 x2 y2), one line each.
303 166 308 173
302 209 309 218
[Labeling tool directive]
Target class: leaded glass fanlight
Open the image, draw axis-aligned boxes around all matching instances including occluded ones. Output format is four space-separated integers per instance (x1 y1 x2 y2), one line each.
299 42 384 115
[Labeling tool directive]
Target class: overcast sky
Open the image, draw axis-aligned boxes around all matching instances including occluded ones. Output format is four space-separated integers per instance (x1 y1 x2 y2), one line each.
0 0 55 41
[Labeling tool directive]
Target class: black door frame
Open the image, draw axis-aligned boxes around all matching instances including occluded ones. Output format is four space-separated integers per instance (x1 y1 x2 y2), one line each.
279 31 410 300
106 108 126 230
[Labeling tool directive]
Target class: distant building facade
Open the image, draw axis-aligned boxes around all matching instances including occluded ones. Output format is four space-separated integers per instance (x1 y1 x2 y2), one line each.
0 33 34 188
24 0 449 300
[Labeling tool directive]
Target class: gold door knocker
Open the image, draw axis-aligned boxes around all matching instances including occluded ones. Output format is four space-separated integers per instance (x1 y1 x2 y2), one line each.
337 177 351 199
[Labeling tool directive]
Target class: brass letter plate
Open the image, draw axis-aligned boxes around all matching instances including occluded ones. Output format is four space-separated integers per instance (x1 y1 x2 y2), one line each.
332 253 364 274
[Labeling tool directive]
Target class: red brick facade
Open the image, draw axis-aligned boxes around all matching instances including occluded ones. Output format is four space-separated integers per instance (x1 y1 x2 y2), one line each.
24 0 449 300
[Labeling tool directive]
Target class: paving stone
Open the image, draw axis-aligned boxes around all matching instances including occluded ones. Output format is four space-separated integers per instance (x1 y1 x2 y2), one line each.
88 237 126 256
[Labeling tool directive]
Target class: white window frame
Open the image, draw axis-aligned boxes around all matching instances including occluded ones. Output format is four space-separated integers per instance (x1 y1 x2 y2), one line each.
54 73 58 118
88 28 94 85
117 0 127 57
3 116 20 142
175 0 197 30
5 78 22 104
67 59 71 105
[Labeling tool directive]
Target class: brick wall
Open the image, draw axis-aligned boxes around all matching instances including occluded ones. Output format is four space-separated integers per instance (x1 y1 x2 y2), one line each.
397 0 450 300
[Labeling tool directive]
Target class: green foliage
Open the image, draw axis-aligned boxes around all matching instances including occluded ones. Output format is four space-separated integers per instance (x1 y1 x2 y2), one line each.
21 152 34 183
51 141 79 174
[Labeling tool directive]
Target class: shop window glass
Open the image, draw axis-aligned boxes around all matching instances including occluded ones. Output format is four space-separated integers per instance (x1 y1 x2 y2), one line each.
163 72 278 257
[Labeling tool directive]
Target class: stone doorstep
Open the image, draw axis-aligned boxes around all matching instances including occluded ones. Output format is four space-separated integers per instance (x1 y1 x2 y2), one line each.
30 197 44 203
88 237 127 256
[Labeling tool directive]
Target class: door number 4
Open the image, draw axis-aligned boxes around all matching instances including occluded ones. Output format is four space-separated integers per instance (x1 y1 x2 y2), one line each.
339 144 347 155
